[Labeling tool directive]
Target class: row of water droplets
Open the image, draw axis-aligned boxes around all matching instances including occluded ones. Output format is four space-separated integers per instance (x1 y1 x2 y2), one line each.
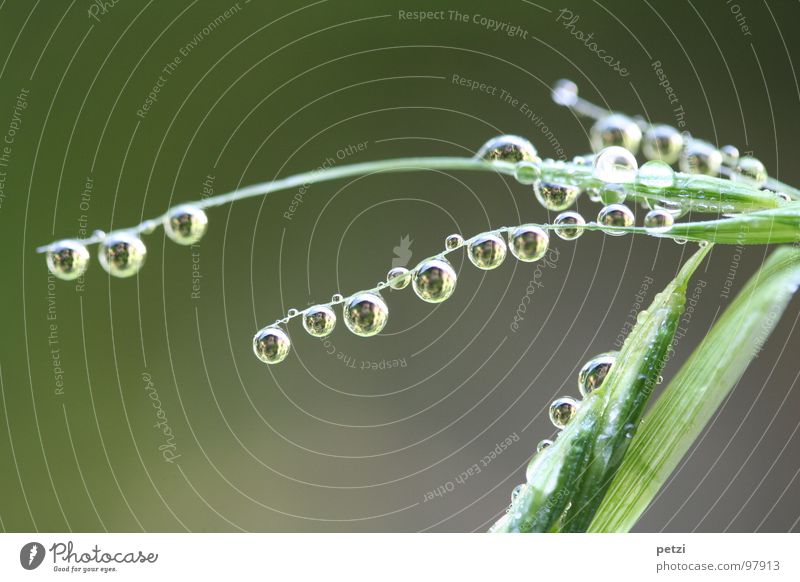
252 130 725 365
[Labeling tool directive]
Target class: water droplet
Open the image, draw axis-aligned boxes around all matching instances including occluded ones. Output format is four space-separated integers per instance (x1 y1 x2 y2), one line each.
552 79 578 106
92 229 107 240
386 267 411 290
674 238 688 245
287 308 299 318
642 124 683 164
720 144 740 167
534 181 581 211
511 484 525 502
253 326 291 364
578 352 617 397
302 305 336 337
509 225 549 262
413 258 457 303
599 183 627 204
46 240 90 281
732 156 768 187
554 211 586 240
657 375 664 385
597 204 634 236
445 233 464 250
586 187 602 203
638 160 675 188
643 209 675 233
537 439 553 452
343 292 389 337
593 146 638 184
777 191 791 204
514 161 542 185
590 114 643 154
549 396 579 429
331 293 344 303
98 232 147 277
468 233 507 270
164 205 209 245
679 140 722 175
476 135 538 163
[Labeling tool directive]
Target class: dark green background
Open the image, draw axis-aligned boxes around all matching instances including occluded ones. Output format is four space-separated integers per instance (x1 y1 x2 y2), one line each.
1 0 798 532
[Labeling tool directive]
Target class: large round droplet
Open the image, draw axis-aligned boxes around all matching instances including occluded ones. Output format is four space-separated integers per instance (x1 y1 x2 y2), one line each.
598 204 634 236
637 160 675 188
253 326 291 364
46 239 90 281
509 225 549 262
643 209 675 233
679 140 722 175
476 135 537 163
551 79 578 106
642 124 683 164
343 292 389 337
578 352 617 397
534 181 581 211
302 305 336 337
514 161 542 185
445 233 464 250
468 233 507 270
732 156 767 187
164 205 209 245
599 183 627 204
98 232 147 277
590 114 643 154
549 396 579 429
720 144 740 167
593 146 638 184
553 211 585 240
413 258 457 303
386 267 411 290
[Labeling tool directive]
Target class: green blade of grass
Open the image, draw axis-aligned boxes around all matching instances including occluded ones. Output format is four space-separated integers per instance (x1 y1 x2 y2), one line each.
491 244 711 532
589 245 800 532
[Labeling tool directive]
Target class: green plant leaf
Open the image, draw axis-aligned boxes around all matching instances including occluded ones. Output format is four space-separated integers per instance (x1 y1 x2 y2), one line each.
660 202 800 244
589 245 800 532
490 244 711 532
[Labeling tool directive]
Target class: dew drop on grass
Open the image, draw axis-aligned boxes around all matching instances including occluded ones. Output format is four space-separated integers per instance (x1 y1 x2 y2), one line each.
593 146 638 184
343 292 389 337
578 351 617 397
514 161 542 185
445 233 464 250
413 258 457 303
549 396 579 429
534 181 581 211
253 326 291 364
599 183 627 204
468 233 507 270
553 211 586 240
537 439 553 452
476 135 538 163
638 160 675 188
386 267 411 290
644 209 675 233
598 204 635 235
302 305 337 337
509 225 549 262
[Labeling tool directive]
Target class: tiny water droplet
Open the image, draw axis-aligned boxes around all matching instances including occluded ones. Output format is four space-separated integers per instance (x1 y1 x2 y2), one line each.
514 161 542 185
537 439 553 452
468 233 507 270
534 181 581 211
642 124 683 164
599 183 627 204
679 140 722 175
331 293 344 303
552 79 578 106
732 156 768 187
287 308 299 318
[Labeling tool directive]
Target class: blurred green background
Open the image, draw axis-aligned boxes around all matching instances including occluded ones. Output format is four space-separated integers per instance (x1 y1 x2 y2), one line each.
1 0 798 532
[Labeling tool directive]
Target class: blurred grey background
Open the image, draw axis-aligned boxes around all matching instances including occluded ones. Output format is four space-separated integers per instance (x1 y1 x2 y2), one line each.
0 0 798 532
